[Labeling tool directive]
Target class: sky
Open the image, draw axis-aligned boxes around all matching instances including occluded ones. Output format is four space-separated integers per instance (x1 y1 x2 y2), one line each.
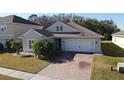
0 13 124 30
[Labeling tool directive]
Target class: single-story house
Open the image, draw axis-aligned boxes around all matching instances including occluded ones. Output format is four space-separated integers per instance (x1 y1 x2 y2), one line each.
112 31 124 48
20 21 103 53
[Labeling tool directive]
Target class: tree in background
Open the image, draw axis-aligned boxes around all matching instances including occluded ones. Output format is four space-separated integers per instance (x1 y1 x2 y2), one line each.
28 14 120 40
35 15 52 28
28 14 38 22
74 18 120 40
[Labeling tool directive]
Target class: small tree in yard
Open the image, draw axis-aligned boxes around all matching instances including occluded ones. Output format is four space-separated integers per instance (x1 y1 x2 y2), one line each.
10 39 22 55
32 40 42 57
6 39 15 52
33 40 56 59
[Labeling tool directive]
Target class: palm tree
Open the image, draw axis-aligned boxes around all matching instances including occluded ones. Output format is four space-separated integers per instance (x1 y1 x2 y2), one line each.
10 39 22 55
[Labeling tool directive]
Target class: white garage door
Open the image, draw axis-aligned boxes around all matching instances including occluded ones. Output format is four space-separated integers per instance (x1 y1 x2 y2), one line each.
63 39 95 52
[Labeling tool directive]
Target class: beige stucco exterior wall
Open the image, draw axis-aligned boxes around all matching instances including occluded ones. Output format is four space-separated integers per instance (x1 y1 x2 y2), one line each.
0 23 15 47
0 24 14 40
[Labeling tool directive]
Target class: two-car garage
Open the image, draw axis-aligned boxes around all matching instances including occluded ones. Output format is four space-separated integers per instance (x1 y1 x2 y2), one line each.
62 39 94 52
62 38 101 53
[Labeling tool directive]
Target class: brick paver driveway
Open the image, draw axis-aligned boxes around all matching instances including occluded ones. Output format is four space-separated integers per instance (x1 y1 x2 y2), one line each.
37 52 93 80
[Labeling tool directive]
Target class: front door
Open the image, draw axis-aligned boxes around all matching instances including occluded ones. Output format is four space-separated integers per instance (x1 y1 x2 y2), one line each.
55 38 61 51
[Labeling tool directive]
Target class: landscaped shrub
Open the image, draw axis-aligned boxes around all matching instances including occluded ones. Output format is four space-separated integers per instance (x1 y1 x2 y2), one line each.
33 40 56 59
6 39 12 49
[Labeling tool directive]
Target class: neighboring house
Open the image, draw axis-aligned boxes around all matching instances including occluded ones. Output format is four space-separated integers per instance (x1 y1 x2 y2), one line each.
20 21 103 53
112 31 124 48
0 15 43 49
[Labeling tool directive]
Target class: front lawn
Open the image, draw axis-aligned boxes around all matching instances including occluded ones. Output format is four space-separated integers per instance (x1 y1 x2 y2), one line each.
102 41 124 57
91 41 124 80
0 53 49 74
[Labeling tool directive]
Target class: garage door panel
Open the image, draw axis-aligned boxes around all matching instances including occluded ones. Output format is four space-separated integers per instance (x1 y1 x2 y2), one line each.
63 39 94 52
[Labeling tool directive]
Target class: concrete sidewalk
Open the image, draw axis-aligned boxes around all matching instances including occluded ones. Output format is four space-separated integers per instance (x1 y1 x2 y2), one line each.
0 67 34 80
0 67 51 80
30 75 51 80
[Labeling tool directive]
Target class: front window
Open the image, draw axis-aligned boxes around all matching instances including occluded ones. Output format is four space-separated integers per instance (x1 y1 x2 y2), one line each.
57 26 63 31
57 26 59 31
0 25 7 32
60 26 63 31
29 40 34 49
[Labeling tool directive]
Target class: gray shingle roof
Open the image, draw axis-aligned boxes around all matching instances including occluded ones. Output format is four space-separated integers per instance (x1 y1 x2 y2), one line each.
112 31 124 36
33 29 53 37
0 15 40 25
67 22 104 38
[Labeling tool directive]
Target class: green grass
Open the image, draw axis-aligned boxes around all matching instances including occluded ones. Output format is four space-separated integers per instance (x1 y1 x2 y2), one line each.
91 41 124 80
0 74 20 80
102 41 124 57
0 53 49 74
